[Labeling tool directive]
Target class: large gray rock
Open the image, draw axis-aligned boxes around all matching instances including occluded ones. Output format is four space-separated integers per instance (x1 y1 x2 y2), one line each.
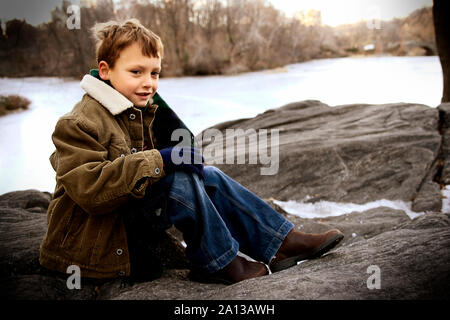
96 209 450 300
0 189 51 212
0 198 48 276
0 274 97 300
412 181 442 212
2 190 449 300
204 213 450 300
0 190 188 300
197 101 441 206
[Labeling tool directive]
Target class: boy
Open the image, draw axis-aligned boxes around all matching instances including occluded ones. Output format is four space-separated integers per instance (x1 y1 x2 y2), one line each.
40 19 343 285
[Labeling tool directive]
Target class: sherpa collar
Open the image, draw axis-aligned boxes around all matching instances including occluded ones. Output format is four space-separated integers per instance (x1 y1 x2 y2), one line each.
80 69 195 147
80 73 134 115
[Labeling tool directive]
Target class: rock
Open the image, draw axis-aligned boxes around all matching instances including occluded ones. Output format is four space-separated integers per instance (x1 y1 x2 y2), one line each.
412 181 442 212
0 94 31 117
0 189 188 299
197 101 441 205
0 206 48 276
97 269 220 300
95 210 450 300
2 189 449 300
286 207 412 246
0 274 96 300
199 212 450 300
0 189 51 212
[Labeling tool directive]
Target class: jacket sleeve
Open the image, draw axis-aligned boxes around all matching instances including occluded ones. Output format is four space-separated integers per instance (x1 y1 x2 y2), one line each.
51 116 165 215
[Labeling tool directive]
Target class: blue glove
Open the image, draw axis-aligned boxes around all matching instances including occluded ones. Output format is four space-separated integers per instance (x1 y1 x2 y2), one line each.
159 146 205 179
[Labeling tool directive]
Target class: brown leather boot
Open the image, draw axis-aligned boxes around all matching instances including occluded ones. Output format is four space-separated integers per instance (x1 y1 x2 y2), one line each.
270 228 344 272
189 255 268 285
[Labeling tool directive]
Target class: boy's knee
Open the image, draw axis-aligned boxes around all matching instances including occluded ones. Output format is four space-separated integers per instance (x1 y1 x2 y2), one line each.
203 165 225 184
204 165 221 176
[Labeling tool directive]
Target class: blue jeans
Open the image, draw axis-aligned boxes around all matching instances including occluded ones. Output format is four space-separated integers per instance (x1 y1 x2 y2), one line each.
128 166 293 274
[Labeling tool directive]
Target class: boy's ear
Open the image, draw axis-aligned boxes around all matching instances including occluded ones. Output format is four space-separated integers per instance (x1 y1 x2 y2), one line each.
98 61 110 80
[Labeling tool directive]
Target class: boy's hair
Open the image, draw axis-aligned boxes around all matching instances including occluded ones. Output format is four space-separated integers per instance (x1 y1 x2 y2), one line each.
91 19 164 68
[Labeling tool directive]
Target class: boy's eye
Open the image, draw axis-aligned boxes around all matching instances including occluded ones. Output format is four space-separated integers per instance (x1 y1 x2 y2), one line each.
151 71 160 77
130 70 141 75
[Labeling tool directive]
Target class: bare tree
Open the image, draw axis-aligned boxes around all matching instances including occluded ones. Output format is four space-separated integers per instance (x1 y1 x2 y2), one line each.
433 0 450 102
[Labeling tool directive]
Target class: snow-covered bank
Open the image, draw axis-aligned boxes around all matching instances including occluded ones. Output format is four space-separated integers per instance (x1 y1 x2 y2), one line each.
274 186 450 219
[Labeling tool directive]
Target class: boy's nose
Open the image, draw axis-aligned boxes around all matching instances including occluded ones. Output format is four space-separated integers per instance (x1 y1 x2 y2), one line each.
143 74 156 89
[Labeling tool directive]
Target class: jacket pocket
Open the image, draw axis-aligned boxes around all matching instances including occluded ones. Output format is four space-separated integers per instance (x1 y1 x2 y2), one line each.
60 205 85 248
87 212 123 267
108 137 130 160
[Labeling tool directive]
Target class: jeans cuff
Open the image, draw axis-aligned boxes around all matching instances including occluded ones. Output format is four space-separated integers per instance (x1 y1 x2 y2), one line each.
202 239 239 273
263 220 294 264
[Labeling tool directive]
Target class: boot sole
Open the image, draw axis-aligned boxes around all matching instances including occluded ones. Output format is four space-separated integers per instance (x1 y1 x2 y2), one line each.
270 232 344 273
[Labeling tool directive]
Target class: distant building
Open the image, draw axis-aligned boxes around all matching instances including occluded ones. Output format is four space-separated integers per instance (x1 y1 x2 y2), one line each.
364 44 375 51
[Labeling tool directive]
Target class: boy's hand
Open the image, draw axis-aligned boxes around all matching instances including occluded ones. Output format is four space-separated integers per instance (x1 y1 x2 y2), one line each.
159 146 205 179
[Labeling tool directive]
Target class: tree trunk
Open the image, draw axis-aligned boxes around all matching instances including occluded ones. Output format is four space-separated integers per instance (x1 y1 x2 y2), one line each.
433 0 450 102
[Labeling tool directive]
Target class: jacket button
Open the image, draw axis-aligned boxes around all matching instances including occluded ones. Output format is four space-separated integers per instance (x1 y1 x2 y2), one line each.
131 148 137 154
116 248 123 255
155 167 160 175
120 154 125 158
129 114 136 120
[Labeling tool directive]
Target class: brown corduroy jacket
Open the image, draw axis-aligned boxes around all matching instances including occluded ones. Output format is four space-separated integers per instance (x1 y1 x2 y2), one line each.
39 74 166 279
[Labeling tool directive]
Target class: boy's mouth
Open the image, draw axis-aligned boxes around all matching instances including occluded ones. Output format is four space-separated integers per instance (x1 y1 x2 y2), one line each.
136 92 151 97
135 92 152 100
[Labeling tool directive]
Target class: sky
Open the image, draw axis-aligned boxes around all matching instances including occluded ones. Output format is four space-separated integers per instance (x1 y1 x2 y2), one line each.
268 0 433 26
0 0 75 26
0 0 433 27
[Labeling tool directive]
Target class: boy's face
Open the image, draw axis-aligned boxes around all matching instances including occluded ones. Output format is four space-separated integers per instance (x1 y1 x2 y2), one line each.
99 42 161 108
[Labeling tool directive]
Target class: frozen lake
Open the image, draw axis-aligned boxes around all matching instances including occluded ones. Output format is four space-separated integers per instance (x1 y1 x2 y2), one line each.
0 56 443 197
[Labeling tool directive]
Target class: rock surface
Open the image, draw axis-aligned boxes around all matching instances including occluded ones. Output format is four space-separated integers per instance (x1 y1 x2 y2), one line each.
197 101 444 209
1 101 450 300
1 190 449 300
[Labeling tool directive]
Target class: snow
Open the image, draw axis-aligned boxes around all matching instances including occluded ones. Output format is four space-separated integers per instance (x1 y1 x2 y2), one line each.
273 198 426 220
274 186 450 221
442 185 450 214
